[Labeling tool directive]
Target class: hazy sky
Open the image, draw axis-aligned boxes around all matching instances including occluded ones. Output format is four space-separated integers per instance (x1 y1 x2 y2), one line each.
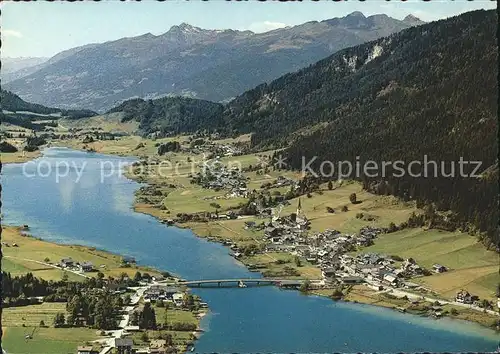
2 0 496 58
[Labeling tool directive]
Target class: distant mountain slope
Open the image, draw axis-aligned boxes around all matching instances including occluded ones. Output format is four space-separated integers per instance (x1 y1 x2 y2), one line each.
1 44 100 83
1 57 48 74
4 12 422 112
108 96 223 137
223 9 498 247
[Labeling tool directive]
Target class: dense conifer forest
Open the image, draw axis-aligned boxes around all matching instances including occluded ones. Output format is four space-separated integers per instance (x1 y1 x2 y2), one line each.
107 96 224 137
0 89 97 119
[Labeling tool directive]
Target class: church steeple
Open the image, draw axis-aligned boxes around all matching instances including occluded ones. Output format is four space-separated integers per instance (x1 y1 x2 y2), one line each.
296 198 302 217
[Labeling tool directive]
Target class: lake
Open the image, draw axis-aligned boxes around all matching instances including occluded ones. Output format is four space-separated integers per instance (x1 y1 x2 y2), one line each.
2 147 498 352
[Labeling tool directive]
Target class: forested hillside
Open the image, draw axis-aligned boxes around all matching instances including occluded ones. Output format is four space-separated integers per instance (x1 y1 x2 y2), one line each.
1 90 97 119
222 10 498 248
107 96 223 137
1 90 61 115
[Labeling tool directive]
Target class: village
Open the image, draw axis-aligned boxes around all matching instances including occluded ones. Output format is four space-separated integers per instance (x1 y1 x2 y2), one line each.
89 135 500 331
145 153 499 319
191 163 250 199
234 196 498 316
74 269 207 354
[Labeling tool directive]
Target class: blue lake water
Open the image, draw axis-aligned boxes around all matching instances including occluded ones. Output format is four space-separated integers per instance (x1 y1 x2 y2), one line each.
2 147 498 352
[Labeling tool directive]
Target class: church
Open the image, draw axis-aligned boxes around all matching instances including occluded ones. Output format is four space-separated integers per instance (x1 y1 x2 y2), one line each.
295 198 309 230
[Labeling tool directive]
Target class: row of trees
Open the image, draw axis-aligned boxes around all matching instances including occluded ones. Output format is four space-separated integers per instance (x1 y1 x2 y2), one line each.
65 292 121 329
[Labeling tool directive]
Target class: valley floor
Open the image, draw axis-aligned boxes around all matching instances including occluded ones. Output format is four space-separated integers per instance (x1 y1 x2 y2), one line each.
12 135 500 332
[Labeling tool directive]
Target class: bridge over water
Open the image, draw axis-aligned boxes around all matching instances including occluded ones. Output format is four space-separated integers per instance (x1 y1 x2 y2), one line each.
157 278 321 288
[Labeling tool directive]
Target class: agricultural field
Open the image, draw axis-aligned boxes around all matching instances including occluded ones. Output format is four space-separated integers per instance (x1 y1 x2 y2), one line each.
280 181 417 234
58 112 139 134
1 147 41 164
2 303 101 354
353 228 499 301
153 307 198 327
241 252 322 279
2 226 161 281
128 304 200 350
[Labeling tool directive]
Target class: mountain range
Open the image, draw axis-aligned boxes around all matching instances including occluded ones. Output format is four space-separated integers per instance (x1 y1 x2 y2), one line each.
3 12 424 112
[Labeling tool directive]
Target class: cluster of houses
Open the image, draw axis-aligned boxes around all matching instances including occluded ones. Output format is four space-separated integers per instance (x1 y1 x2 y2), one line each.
274 175 299 188
60 257 94 272
263 203 310 246
335 252 427 289
138 339 173 353
77 338 133 354
262 214 386 282
259 208 434 292
189 141 242 157
192 164 249 197
455 289 480 305
144 285 185 307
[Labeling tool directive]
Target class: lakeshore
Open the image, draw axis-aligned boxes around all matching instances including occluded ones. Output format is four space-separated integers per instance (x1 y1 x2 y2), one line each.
47 137 500 331
1 150 41 164
1 145 499 352
1 226 206 354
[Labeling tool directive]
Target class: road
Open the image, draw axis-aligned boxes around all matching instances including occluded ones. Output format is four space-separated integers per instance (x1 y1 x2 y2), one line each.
389 288 499 316
95 283 156 353
363 277 499 317
3 255 90 279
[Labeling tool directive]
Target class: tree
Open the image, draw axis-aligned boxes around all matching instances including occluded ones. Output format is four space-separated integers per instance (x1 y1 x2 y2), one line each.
133 271 142 282
130 311 140 326
160 332 173 346
331 287 344 300
299 280 310 293
349 193 357 204
53 313 65 328
481 299 492 309
139 302 157 330
140 331 149 342
341 205 348 212
327 180 333 190
210 202 221 209
424 204 436 225
66 294 82 326
183 293 195 311
294 256 302 267
0 141 18 153
39 320 45 327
